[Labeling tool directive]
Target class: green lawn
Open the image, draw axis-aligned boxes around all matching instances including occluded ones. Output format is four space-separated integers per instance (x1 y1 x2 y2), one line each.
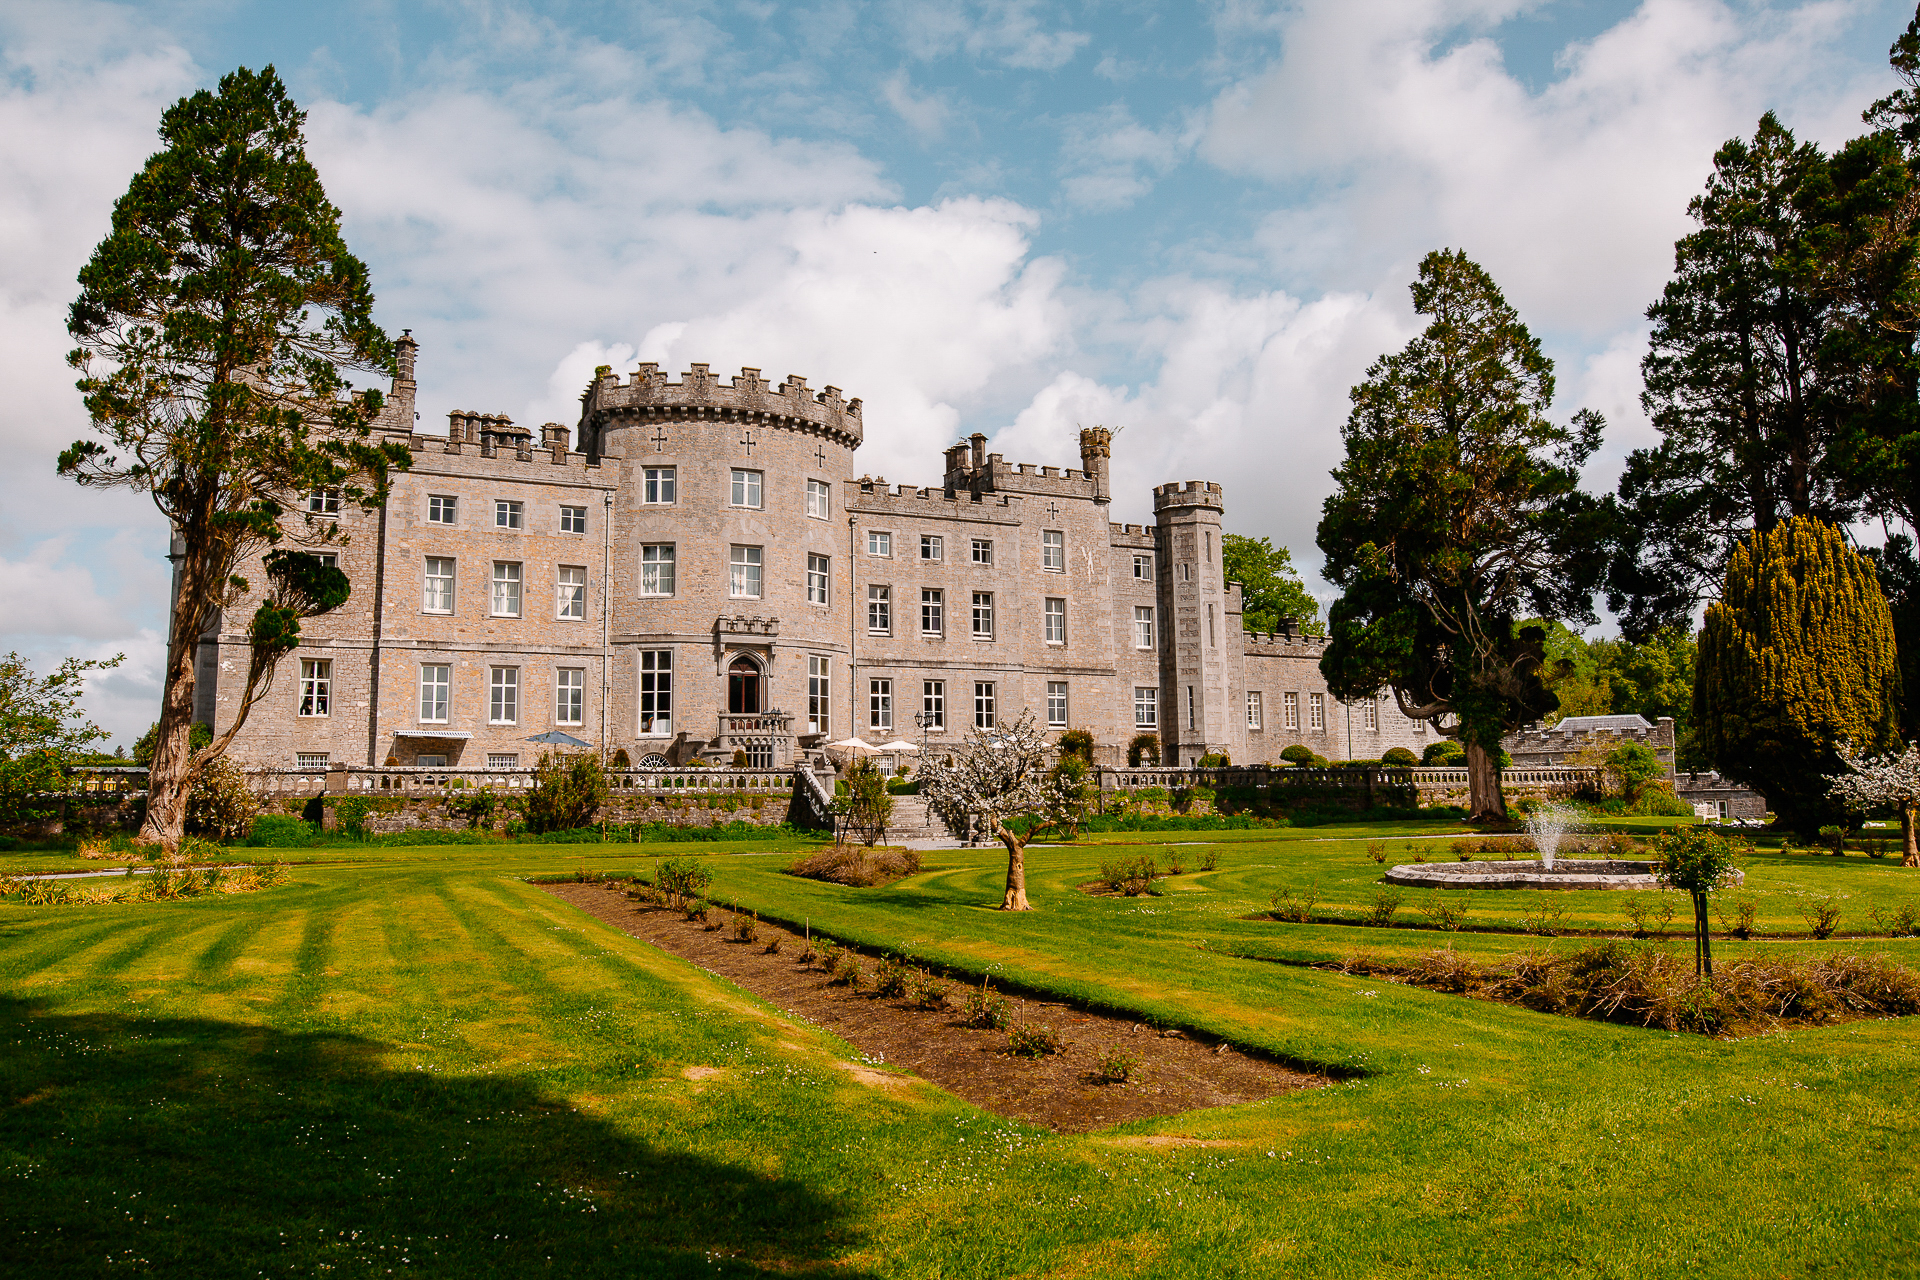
4 827 1919 1277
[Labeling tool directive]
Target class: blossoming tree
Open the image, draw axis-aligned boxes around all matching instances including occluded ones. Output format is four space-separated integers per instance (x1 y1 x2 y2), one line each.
1829 741 1920 866
917 710 1052 910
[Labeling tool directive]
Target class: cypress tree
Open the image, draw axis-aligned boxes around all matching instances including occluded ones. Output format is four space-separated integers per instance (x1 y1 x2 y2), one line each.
1695 517 1901 828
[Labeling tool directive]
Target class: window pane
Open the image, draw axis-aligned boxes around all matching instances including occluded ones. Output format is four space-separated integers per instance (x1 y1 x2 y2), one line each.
922 681 945 729
492 562 521 615
641 544 675 596
495 500 522 529
921 588 942 634
807 654 831 736
867 584 890 634
869 679 892 731
490 667 519 723
807 554 831 605
419 664 449 722
556 565 586 619
556 668 585 724
807 479 830 519
1046 681 1068 727
731 470 762 507
1044 598 1065 644
973 681 995 729
1134 687 1156 728
1042 530 1064 571
971 538 992 565
639 650 673 735
1133 606 1154 649
867 530 891 557
299 659 331 716
920 535 942 561
429 495 456 524
560 505 586 534
424 557 454 612
644 468 676 503
1133 553 1151 580
972 592 993 639
729 546 762 597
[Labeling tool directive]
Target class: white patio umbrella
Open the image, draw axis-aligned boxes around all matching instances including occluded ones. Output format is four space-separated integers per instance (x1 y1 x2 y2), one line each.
821 736 879 768
874 739 921 753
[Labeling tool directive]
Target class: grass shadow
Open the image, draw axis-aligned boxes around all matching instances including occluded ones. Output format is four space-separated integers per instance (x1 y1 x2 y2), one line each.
0 995 872 1278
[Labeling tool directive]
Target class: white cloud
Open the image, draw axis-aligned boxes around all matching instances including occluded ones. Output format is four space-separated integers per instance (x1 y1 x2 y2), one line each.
880 68 952 140
1204 0 1897 335
1057 103 1190 210
888 0 1091 71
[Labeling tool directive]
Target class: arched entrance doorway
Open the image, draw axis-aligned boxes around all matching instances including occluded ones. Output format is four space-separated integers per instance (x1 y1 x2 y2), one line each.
726 654 763 714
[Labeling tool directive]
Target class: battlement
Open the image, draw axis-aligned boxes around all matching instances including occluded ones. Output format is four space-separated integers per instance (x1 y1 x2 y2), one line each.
582 362 863 447
1109 521 1156 546
845 476 1017 517
401 433 607 482
1152 479 1224 513
1243 627 1328 657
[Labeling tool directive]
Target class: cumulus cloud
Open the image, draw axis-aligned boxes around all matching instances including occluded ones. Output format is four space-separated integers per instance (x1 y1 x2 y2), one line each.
880 68 952 140
1203 0 1898 334
1057 103 1191 210
888 0 1092 71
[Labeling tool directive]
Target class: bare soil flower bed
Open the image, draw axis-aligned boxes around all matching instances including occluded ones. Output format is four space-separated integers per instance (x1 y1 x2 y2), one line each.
544 883 1322 1131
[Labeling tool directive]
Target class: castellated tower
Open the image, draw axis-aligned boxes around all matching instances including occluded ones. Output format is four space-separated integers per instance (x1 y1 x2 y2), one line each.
1153 480 1231 766
1078 427 1111 505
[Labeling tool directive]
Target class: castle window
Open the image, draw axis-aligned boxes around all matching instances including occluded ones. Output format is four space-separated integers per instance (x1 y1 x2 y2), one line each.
1187 686 1196 731
921 589 943 636
641 544 675 596
639 650 673 736
971 538 993 566
1208 603 1216 647
1284 692 1299 730
869 679 893 731
867 530 892 557
726 654 762 714
1044 598 1066 644
298 659 331 717
867 585 891 635
423 558 454 613
560 505 587 534
730 469 762 509
556 565 586 620
922 681 945 730
306 488 340 516
487 753 519 770
1133 606 1155 650
1364 698 1379 731
807 479 831 520
1133 553 1152 580
807 655 831 736
309 552 338 569
1042 530 1064 571
495 500 523 530
489 667 519 725
729 545 762 598
1134 687 1156 729
1180 562 1191 582
1046 681 1068 728
971 592 994 640
490 562 522 616
973 681 996 729
419 664 450 723
643 468 676 504
921 535 943 562
296 753 329 769
806 554 831 606
555 668 585 725
1309 693 1325 732
428 494 456 525
1247 691 1263 730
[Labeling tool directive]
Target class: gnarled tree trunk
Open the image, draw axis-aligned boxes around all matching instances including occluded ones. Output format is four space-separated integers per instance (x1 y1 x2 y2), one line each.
1464 741 1507 823
1903 799 1918 867
140 560 210 855
995 823 1031 910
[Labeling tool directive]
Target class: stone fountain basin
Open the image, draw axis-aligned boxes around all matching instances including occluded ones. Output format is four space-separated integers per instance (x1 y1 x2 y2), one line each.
1383 859 1705 892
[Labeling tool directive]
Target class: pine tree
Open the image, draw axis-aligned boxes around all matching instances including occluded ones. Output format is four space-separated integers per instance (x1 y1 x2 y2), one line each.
1695 517 1901 829
62 67 405 853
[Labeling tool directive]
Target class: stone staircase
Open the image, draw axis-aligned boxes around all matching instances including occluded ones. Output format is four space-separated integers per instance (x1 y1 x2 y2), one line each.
883 794 952 842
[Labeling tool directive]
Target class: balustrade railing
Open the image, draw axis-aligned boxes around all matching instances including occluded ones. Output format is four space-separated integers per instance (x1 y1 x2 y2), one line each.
1096 764 1601 791
245 765 798 797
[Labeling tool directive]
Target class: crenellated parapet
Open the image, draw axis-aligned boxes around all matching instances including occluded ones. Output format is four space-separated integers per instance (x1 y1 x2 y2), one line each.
580 362 863 449
1108 521 1156 547
845 476 1020 519
1152 479 1224 514
1243 628 1328 657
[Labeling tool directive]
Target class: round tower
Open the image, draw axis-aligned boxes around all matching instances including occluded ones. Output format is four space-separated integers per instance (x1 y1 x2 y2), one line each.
577 364 864 766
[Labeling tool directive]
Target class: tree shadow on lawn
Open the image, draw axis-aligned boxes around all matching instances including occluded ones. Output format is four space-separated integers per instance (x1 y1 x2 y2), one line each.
0 996 872 1278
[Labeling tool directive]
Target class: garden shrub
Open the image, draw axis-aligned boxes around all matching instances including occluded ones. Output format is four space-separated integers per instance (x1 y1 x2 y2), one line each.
517 752 609 834
656 857 714 906
1422 741 1465 766
1098 855 1159 896
1421 892 1467 931
244 814 313 847
1715 895 1759 939
910 970 949 1009
1270 884 1319 923
1802 895 1843 938
873 953 911 998
1058 728 1095 762
1381 747 1420 767
186 757 260 839
1005 1022 1062 1057
1364 888 1403 926
785 844 922 887
1090 1049 1140 1084
962 980 1012 1030
1126 733 1161 767
731 912 759 944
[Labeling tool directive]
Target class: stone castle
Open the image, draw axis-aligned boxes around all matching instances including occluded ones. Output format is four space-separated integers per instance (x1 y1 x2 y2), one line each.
191 337 1434 771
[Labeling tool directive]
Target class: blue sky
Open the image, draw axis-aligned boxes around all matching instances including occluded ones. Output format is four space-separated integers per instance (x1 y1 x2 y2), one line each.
0 0 1911 745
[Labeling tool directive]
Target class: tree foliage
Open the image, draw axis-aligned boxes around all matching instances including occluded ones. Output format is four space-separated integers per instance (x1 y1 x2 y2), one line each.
831 756 895 847
1317 249 1609 820
917 711 1052 910
518 752 609 834
62 66 404 852
1221 534 1321 634
1829 740 1920 865
1695 517 1901 830
1652 826 1743 980
0 652 121 828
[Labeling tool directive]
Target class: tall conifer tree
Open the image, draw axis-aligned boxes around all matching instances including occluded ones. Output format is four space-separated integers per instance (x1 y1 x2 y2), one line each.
1695 517 1900 829
62 67 405 852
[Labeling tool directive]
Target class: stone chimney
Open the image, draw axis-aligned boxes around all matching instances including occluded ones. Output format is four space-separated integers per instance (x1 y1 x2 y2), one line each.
970 432 987 472
1078 425 1112 505
542 423 570 462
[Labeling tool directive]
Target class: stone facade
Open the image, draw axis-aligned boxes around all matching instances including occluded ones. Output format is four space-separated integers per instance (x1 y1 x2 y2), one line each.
1504 714 1678 777
192 343 1436 771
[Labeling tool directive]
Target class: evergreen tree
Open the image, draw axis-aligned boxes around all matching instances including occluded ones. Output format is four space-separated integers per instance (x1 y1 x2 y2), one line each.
1610 114 1851 639
1318 250 1610 820
1695 517 1900 830
1221 534 1321 633
62 67 405 853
